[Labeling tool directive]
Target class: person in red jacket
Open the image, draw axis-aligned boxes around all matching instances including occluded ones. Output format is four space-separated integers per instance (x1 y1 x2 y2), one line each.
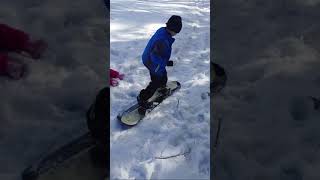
110 68 124 87
0 23 47 79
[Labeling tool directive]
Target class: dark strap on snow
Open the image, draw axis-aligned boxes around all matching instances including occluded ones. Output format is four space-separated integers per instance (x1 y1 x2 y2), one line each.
86 87 109 144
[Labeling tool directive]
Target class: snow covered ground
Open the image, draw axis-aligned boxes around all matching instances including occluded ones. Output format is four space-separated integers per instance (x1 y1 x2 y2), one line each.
110 0 210 179
0 1 107 180
213 0 320 179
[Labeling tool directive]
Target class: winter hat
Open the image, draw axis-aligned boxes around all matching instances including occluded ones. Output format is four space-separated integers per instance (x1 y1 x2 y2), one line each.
166 15 182 33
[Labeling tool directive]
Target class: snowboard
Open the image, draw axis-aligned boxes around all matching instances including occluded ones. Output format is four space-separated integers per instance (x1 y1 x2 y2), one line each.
21 132 107 180
117 81 181 126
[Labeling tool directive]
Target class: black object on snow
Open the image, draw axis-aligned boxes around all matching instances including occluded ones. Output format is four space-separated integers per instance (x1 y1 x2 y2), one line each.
309 96 320 110
86 87 109 176
86 87 109 144
211 62 227 95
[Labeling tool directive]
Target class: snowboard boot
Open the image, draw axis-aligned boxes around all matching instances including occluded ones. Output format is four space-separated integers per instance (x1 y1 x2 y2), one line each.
137 95 150 115
138 106 147 116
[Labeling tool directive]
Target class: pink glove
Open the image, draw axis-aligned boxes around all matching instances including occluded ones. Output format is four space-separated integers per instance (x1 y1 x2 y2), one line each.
110 69 124 80
110 78 119 87
118 73 125 80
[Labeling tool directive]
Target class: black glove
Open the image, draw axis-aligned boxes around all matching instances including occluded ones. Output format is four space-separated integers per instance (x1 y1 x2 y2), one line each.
167 60 173 66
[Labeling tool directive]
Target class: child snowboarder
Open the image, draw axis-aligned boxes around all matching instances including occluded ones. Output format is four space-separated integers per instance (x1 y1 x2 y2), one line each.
137 15 182 114
0 23 47 79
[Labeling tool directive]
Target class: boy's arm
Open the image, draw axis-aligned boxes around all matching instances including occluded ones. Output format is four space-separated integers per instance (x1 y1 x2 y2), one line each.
150 40 170 69
151 40 166 58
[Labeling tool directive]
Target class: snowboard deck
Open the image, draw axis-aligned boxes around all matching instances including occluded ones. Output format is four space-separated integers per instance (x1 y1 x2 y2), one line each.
21 132 107 180
118 81 181 126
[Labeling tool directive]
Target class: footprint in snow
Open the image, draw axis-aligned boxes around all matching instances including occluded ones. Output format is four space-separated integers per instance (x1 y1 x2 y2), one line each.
128 91 137 98
150 164 161 179
199 154 210 175
111 49 120 56
168 134 185 147
173 47 180 54
201 92 208 100
129 164 147 180
198 114 205 122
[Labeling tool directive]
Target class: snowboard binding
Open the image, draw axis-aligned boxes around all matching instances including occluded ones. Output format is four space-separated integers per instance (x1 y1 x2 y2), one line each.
119 81 181 126
158 87 171 96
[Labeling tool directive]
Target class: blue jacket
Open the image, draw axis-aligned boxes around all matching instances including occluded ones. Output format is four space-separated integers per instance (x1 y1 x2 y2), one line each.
142 27 175 77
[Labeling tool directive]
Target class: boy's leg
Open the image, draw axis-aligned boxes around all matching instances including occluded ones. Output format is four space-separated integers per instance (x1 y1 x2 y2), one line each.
137 73 167 115
138 74 157 104
157 72 168 88
138 72 167 105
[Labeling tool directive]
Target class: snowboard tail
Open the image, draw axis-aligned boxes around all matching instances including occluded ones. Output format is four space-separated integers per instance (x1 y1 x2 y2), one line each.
118 81 181 126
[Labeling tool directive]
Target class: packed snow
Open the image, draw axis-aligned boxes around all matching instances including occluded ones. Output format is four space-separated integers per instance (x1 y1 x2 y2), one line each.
0 1 107 180
212 0 320 179
110 0 210 179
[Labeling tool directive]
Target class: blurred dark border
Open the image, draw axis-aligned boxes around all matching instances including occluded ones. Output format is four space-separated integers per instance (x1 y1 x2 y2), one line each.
103 0 110 179
211 0 320 179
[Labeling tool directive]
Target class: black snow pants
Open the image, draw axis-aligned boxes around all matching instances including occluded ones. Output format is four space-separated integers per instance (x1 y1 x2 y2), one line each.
138 72 167 105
